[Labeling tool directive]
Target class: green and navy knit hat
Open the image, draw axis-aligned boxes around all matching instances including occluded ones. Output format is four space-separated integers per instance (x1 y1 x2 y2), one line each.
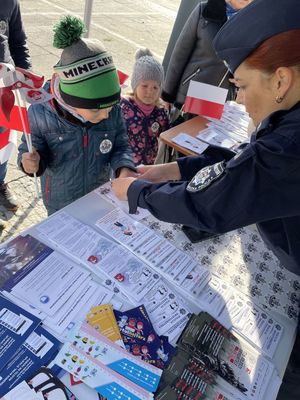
53 16 120 109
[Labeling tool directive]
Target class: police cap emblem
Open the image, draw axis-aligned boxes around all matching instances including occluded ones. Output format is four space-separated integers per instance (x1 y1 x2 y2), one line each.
187 161 225 192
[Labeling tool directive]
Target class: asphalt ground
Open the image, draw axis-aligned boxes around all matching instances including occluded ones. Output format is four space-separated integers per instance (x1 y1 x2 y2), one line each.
0 0 180 243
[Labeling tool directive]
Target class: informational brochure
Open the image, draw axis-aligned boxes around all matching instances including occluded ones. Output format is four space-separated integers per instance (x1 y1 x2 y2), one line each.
86 303 124 347
2 367 79 400
176 313 275 400
142 279 191 342
35 212 117 278
45 281 116 340
2 252 89 316
0 325 60 396
197 127 237 148
0 295 41 371
220 289 284 358
171 132 209 155
97 246 160 303
55 344 154 400
94 182 150 221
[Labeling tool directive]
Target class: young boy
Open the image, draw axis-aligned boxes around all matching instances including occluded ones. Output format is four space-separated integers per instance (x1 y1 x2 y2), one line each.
18 16 136 215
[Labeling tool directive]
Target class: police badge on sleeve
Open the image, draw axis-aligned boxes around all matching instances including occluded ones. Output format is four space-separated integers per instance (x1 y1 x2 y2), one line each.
187 161 225 192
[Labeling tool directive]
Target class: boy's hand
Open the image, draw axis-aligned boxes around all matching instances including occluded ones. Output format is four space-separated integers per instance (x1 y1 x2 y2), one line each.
21 147 40 174
112 177 136 201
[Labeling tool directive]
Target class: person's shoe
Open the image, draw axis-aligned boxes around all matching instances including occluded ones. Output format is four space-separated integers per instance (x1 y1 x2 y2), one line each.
0 183 18 211
0 218 7 234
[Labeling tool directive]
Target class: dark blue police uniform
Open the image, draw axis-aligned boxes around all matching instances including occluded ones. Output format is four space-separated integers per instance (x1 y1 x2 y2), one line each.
128 0 300 396
128 102 300 274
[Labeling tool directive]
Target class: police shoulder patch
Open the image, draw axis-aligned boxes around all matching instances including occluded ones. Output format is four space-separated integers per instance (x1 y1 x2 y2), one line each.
187 161 225 192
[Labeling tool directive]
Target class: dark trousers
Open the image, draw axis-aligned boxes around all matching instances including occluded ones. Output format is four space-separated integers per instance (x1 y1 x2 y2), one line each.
277 333 300 399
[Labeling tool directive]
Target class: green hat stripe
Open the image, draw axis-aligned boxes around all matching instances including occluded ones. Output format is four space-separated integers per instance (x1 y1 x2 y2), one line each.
59 69 120 100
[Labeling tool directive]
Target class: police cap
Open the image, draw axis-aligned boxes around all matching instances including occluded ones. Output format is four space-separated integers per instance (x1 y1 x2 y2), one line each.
213 0 300 73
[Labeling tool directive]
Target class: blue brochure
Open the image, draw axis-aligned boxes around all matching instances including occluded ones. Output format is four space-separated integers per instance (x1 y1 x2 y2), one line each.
0 295 41 371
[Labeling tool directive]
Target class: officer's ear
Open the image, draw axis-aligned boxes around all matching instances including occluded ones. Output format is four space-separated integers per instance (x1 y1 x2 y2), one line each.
274 67 293 99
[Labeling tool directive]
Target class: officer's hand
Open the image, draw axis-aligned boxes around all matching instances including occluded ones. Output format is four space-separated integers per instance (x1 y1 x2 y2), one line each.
118 167 139 178
21 147 40 174
112 177 136 201
137 162 181 182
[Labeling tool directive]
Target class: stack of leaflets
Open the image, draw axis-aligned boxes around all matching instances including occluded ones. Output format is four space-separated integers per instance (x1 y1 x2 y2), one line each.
0 296 60 397
156 312 277 400
170 101 250 154
35 211 195 342
0 234 118 339
197 101 250 150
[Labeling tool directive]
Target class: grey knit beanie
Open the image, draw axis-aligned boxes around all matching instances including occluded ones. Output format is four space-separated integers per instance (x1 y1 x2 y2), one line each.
131 48 164 91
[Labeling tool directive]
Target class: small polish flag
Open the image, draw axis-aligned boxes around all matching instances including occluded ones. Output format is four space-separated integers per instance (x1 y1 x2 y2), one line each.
184 81 228 120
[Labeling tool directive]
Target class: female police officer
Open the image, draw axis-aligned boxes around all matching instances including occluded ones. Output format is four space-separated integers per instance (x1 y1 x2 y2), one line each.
112 0 300 276
113 1 300 396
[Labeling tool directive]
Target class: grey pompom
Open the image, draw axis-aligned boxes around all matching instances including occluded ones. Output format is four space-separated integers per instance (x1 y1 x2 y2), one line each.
135 48 153 60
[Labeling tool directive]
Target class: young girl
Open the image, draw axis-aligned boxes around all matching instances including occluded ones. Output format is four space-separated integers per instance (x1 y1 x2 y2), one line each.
120 49 169 166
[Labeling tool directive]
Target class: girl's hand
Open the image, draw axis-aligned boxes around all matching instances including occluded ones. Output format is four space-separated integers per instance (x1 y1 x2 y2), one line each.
118 167 139 178
136 162 181 182
21 147 40 174
112 177 136 201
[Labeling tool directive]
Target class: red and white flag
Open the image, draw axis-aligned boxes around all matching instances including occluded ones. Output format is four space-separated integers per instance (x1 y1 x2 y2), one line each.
0 62 49 166
184 80 228 120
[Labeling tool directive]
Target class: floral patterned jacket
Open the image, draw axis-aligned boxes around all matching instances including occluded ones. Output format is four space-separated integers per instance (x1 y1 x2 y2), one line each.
120 97 169 165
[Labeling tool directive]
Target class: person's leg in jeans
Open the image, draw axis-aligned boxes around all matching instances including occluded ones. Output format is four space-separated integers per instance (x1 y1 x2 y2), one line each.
0 161 18 212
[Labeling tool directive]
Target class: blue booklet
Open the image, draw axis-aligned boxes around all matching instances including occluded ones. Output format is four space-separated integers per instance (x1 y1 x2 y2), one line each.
0 324 60 396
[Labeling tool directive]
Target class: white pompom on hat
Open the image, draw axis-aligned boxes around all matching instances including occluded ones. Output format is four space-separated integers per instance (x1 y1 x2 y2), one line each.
131 48 164 91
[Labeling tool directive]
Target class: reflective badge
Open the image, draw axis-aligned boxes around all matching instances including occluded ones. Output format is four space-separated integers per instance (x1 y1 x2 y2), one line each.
151 122 160 133
0 21 6 35
99 139 113 154
187 161 225 192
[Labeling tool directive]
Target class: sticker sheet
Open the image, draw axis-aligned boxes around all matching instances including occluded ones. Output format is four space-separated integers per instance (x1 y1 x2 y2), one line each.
142 215 300 321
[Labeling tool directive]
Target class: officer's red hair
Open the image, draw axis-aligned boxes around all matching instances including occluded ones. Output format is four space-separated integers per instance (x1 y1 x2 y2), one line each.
244 29 300 74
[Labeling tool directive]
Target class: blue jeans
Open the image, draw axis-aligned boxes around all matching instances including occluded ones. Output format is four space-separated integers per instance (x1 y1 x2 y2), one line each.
0 161 7 185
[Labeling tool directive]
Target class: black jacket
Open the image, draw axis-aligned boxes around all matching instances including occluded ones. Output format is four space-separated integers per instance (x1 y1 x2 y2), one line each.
0 0 31 69
162 0 232 108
